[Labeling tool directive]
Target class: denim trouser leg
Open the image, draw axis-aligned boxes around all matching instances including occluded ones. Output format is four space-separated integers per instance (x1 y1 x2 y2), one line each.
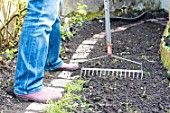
14 0 62 95
45 18 63 71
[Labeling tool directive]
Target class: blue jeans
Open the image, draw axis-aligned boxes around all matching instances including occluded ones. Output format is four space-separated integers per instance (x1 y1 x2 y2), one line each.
14 0 63 95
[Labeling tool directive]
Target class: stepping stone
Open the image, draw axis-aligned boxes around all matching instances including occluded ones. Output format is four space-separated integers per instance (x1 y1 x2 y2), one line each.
93 33 105 39
50 79 72 88
75 44 93 53
26 102 47 112
82 40 98 45
57 71 79 79
72 52 90 59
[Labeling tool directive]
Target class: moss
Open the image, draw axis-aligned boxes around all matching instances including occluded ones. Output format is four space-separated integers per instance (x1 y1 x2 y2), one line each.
83 11 104 20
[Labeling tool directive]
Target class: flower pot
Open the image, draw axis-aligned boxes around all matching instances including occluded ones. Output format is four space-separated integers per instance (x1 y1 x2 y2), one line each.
160 21 170 71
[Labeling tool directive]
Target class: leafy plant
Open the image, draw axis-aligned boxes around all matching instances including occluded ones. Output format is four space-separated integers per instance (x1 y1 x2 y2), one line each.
46 93 78 113
132 3 145 11
66 3 87 26
60 25 75 41
44 79 92 113
0 0 27 61
168 71 170 77
1 42 17 60
60 3 87 57
0 57 2 61
65 79 85 93
2 48 17 60
168 28 170 39
168 109 170 113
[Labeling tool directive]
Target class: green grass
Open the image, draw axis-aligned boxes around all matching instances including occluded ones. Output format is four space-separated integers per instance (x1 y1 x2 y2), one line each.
168 109 170 113
44 79 92 113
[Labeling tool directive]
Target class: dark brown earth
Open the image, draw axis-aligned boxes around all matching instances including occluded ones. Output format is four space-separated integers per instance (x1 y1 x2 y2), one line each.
0 10 170 113
73 10 170 113
165 37 170 46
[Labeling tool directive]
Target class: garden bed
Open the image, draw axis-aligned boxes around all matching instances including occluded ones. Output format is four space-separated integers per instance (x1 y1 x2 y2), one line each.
73 10 170 113
0 10 170 113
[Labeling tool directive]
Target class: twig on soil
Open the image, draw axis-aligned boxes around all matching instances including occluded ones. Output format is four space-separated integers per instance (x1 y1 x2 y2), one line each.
0 64 15 70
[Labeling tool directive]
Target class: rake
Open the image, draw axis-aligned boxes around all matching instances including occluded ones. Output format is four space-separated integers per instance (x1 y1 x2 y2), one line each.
80 0 143 79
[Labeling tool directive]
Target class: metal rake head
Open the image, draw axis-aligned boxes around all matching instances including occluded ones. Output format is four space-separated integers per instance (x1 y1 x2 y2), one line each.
80 68 143 79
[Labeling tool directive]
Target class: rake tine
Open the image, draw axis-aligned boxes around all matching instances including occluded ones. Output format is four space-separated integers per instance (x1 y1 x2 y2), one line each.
93 70 96 76
128 71 131 78
141 71 143 79
105 70 107 75
119 71 122 78
116 71 119 77
133 72 135 78
92 70 94 76
84 69 87 77
110 71 112 75
108 71 111 75
124 71 127 78
88 70 91 75
103 70 106 75
137 72 139 78
101 70 103 76
102 70 105 76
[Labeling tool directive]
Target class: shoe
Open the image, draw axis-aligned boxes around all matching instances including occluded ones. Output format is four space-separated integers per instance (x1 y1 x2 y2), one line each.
15 87 62 103
56 63 79 71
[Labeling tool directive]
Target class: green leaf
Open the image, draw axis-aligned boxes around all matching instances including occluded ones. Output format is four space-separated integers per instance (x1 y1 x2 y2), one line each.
168 71 170 76
9 42 14 47
0 57 2 61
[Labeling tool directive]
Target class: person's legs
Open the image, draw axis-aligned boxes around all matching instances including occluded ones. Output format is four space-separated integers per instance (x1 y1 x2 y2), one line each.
14 0 61 95
44 14 79 71
44 17 63 71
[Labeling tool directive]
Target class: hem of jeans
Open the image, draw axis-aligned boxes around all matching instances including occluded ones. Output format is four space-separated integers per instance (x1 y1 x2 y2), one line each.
45 61 63 71
14 85 44 95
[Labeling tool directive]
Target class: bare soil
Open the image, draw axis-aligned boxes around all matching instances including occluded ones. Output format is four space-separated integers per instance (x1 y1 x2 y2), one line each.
73 10 170 113
0 10 170 113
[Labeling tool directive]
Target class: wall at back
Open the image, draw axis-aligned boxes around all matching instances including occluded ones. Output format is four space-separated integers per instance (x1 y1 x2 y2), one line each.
63 0 161 15
161 0 168 11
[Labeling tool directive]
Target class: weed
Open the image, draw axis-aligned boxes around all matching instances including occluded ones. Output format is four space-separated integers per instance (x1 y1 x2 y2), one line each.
44 79 92 113
65 79 85 93
167 71 170 76
60 3 87 58
0 57 2 61
126 104 140 113
1 41 17 60
132 3 145 11
167 109 170 113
